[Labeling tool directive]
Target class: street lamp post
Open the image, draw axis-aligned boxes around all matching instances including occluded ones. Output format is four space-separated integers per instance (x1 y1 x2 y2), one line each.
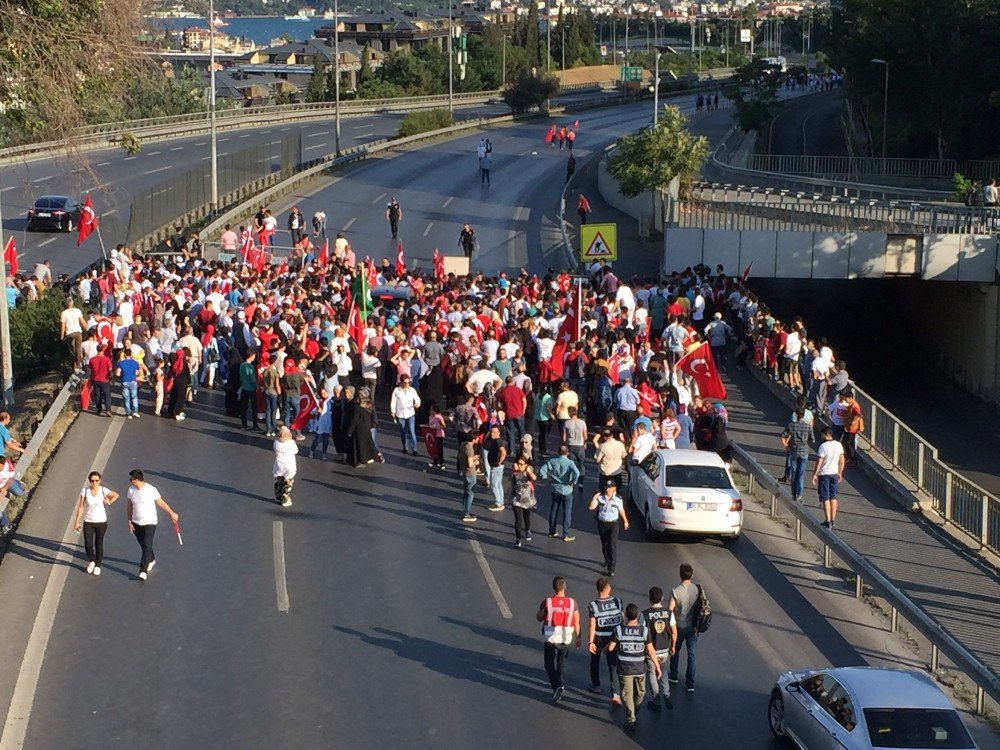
334 0 341 154
501 33 508 88
654 50 661 126
208 0 218 212
547 1 551 73
872 58 889 170
448 2 454 113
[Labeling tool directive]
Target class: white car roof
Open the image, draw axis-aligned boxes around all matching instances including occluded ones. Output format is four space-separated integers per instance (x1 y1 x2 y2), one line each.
829 668 954 710
656 448 728 469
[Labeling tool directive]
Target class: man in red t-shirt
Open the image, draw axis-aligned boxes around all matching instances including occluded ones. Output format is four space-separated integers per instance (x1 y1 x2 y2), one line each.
496 375 527 453
88 345 113 416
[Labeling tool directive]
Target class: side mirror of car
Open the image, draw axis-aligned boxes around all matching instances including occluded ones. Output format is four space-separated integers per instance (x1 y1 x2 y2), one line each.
784 682 801 694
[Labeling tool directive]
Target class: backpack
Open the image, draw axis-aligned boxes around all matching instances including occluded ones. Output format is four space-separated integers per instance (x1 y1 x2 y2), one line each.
693 584 713 633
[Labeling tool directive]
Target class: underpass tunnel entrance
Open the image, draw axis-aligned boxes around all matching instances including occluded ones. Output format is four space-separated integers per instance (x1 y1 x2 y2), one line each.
747 277 1000 493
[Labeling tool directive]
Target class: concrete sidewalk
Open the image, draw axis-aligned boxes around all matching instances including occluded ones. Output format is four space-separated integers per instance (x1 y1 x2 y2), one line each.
571 114 1000 701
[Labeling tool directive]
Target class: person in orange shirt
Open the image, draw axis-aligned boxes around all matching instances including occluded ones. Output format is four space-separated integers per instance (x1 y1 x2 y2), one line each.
577 193 591 225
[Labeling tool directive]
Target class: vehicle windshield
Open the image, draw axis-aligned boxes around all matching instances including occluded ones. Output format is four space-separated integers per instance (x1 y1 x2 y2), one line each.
864 708 975 748
663 465 733 489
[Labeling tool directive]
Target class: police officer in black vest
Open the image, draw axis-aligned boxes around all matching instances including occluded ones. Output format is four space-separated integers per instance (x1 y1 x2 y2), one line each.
643 586 677 712
609 603 660 733
587 577 623 704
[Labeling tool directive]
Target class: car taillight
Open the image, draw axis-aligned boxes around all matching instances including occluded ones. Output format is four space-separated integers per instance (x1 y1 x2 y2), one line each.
730 498 743 512
658 496 673 509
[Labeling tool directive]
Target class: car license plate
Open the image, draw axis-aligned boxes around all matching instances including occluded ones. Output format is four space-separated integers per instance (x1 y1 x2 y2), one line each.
703 503 717 511
37 212 51 217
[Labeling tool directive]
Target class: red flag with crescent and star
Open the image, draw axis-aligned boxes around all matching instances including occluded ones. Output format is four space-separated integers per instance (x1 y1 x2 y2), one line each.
77 195 98 246
675 341 727 400
432 248 445 283
240 228 254 263
395 240 406 278
290 381 318 432
546 287 580 382
3 237 18 276
318 238 329 267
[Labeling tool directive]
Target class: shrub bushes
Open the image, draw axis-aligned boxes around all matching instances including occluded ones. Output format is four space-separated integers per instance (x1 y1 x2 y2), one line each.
398 109 454 138
8 292 70 381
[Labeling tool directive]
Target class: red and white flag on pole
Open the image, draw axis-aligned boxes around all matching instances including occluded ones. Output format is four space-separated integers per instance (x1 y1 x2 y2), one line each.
77 195 98 246
290 381 319 432
741 260 753 283
675 341 727 400
395 240 406 278
347 301 366 349
572 119 580 131
3 237 18 276
172 517 184 546
432 248 445 283
546 286 581 381
318 238 329 267
240 228 254 263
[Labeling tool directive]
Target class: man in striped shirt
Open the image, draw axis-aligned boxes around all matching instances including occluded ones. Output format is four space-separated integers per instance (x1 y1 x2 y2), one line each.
536 576 581 703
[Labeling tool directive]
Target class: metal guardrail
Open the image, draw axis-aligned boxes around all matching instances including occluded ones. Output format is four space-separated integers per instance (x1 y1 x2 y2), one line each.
680 183 1000 235
743 153 1000 181
0 371 82 522
707 127 953 203
732 443 999 715
849 385 1000 555
0 91 501 161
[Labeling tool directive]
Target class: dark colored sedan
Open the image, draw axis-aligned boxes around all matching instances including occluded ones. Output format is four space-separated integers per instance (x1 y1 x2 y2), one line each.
26 195 82 232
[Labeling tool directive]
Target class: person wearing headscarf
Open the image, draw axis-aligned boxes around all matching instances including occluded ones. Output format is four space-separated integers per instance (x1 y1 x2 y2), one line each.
346 389 379 466
201 324 220 390
164 347 190 421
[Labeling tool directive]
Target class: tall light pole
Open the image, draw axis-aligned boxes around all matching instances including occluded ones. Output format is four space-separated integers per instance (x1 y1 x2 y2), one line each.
546 1 551 73
872 58 889 169
208 0 218 212
501 33 508 88
653 50 661 126
334 0 341 154
561 25 565 70
0 187 14 406
447 3 454 113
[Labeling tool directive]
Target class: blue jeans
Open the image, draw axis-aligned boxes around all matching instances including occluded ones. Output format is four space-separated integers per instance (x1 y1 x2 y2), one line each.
548 491 573 536
310 432 330 457
669 627 698 689
506 415 525 453
265 393 280 434
120 381 138 416
397 415 417 453
488 465 505 507
789 454 808 499
568 446 586 492
283 395 298 428
462 474 477 516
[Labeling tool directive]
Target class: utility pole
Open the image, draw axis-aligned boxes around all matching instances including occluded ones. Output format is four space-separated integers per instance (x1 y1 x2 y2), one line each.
334 0 341 154
561 26 565 70
501 33 508 88
208 0 218 213
654 50 661 126
448 2 454 113
546 0 551 73
624 16 628 66
0 187 13 406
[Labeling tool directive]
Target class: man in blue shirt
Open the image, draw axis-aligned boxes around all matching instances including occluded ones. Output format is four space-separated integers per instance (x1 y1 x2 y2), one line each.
538 445 582 541
613 378 640 434
115 349 144 418
0 412 24 456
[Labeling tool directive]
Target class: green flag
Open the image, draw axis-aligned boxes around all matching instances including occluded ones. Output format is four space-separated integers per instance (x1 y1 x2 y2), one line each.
352 263 373 319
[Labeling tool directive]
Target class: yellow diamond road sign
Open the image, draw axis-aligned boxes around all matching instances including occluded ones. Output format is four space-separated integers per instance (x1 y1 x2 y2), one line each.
580 223 617 261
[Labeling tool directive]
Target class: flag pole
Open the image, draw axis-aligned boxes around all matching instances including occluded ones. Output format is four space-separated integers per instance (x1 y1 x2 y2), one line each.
96 216 108 260
0 185 14 406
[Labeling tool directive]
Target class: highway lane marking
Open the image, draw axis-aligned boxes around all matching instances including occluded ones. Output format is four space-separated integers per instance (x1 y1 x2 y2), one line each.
239 134 252 138
306 131 330 138
143 166 172 175
37 237 58 247
280 127 291 132
218 137 231 142
268 140 281 145
32 176 53 183
195 141 207 146
343 217 357 231
353 124 374 131
0 416 125 750
423 222 433 236
96 162 111 167
147 151 161 156
303 143 326 151
273 521 290 613
170 146 184 151
123 156 137 161
0 186 17 193
102 209 117 216
442 196 454 208
372 192 386 204
467 535 512 620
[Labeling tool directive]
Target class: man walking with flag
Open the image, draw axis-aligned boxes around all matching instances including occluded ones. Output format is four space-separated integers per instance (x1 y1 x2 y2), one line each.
395 241 406 279
675 341 727 400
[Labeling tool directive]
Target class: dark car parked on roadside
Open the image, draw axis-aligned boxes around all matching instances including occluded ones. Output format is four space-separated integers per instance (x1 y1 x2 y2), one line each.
26 195 82 232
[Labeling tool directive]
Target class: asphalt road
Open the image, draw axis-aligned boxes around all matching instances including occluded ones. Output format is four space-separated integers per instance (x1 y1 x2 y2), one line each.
0 89 617 278
766 89 847 158
2 99 998 750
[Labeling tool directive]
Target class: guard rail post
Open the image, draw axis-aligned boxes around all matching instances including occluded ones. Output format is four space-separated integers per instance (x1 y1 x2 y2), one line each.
917 443 925 487
982 496 990 549
892 422 901 467
944 474 954 522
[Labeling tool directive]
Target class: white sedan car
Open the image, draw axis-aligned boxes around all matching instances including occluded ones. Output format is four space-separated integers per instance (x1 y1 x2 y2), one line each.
628 448 743 541
768 667 978 749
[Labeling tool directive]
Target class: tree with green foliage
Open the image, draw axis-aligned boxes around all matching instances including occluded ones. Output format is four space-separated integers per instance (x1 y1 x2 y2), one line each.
306 56 328 103
524 1 541 71
357 79 403 99
123 65 208 122
608 104 708 199
724 60 780 133
552 9 600 70
502 71 559 114
359 42 374 84
398 108 454 137
378 50 437 95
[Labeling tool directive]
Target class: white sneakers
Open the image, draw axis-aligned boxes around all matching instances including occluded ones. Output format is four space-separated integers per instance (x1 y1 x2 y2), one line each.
282 499 292 507
138 571 147 581
93 567 101 576
86 561 95 574
147 560 156 573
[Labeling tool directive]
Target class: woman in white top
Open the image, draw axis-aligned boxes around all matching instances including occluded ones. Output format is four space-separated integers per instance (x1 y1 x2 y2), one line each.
273 427 298 507
73 471 120 576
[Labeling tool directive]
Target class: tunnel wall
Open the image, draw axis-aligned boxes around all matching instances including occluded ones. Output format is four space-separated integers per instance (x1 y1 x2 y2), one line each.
748 278 1000 408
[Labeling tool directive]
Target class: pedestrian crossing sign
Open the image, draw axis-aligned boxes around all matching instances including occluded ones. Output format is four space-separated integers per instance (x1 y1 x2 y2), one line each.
580 223 617 261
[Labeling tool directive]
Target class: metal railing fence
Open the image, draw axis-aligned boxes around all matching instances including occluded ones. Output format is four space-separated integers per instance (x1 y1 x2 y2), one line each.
732 444 999 716
741 153 1000 181
850 386 1000 555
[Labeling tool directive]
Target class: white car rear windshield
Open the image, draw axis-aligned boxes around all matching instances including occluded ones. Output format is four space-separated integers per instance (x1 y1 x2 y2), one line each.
663 466 733 489
864 708 975 749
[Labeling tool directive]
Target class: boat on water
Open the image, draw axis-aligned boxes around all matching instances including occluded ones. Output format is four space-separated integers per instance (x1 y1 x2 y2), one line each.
283 9 314 20
322 8 335 19
212 14 228 27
